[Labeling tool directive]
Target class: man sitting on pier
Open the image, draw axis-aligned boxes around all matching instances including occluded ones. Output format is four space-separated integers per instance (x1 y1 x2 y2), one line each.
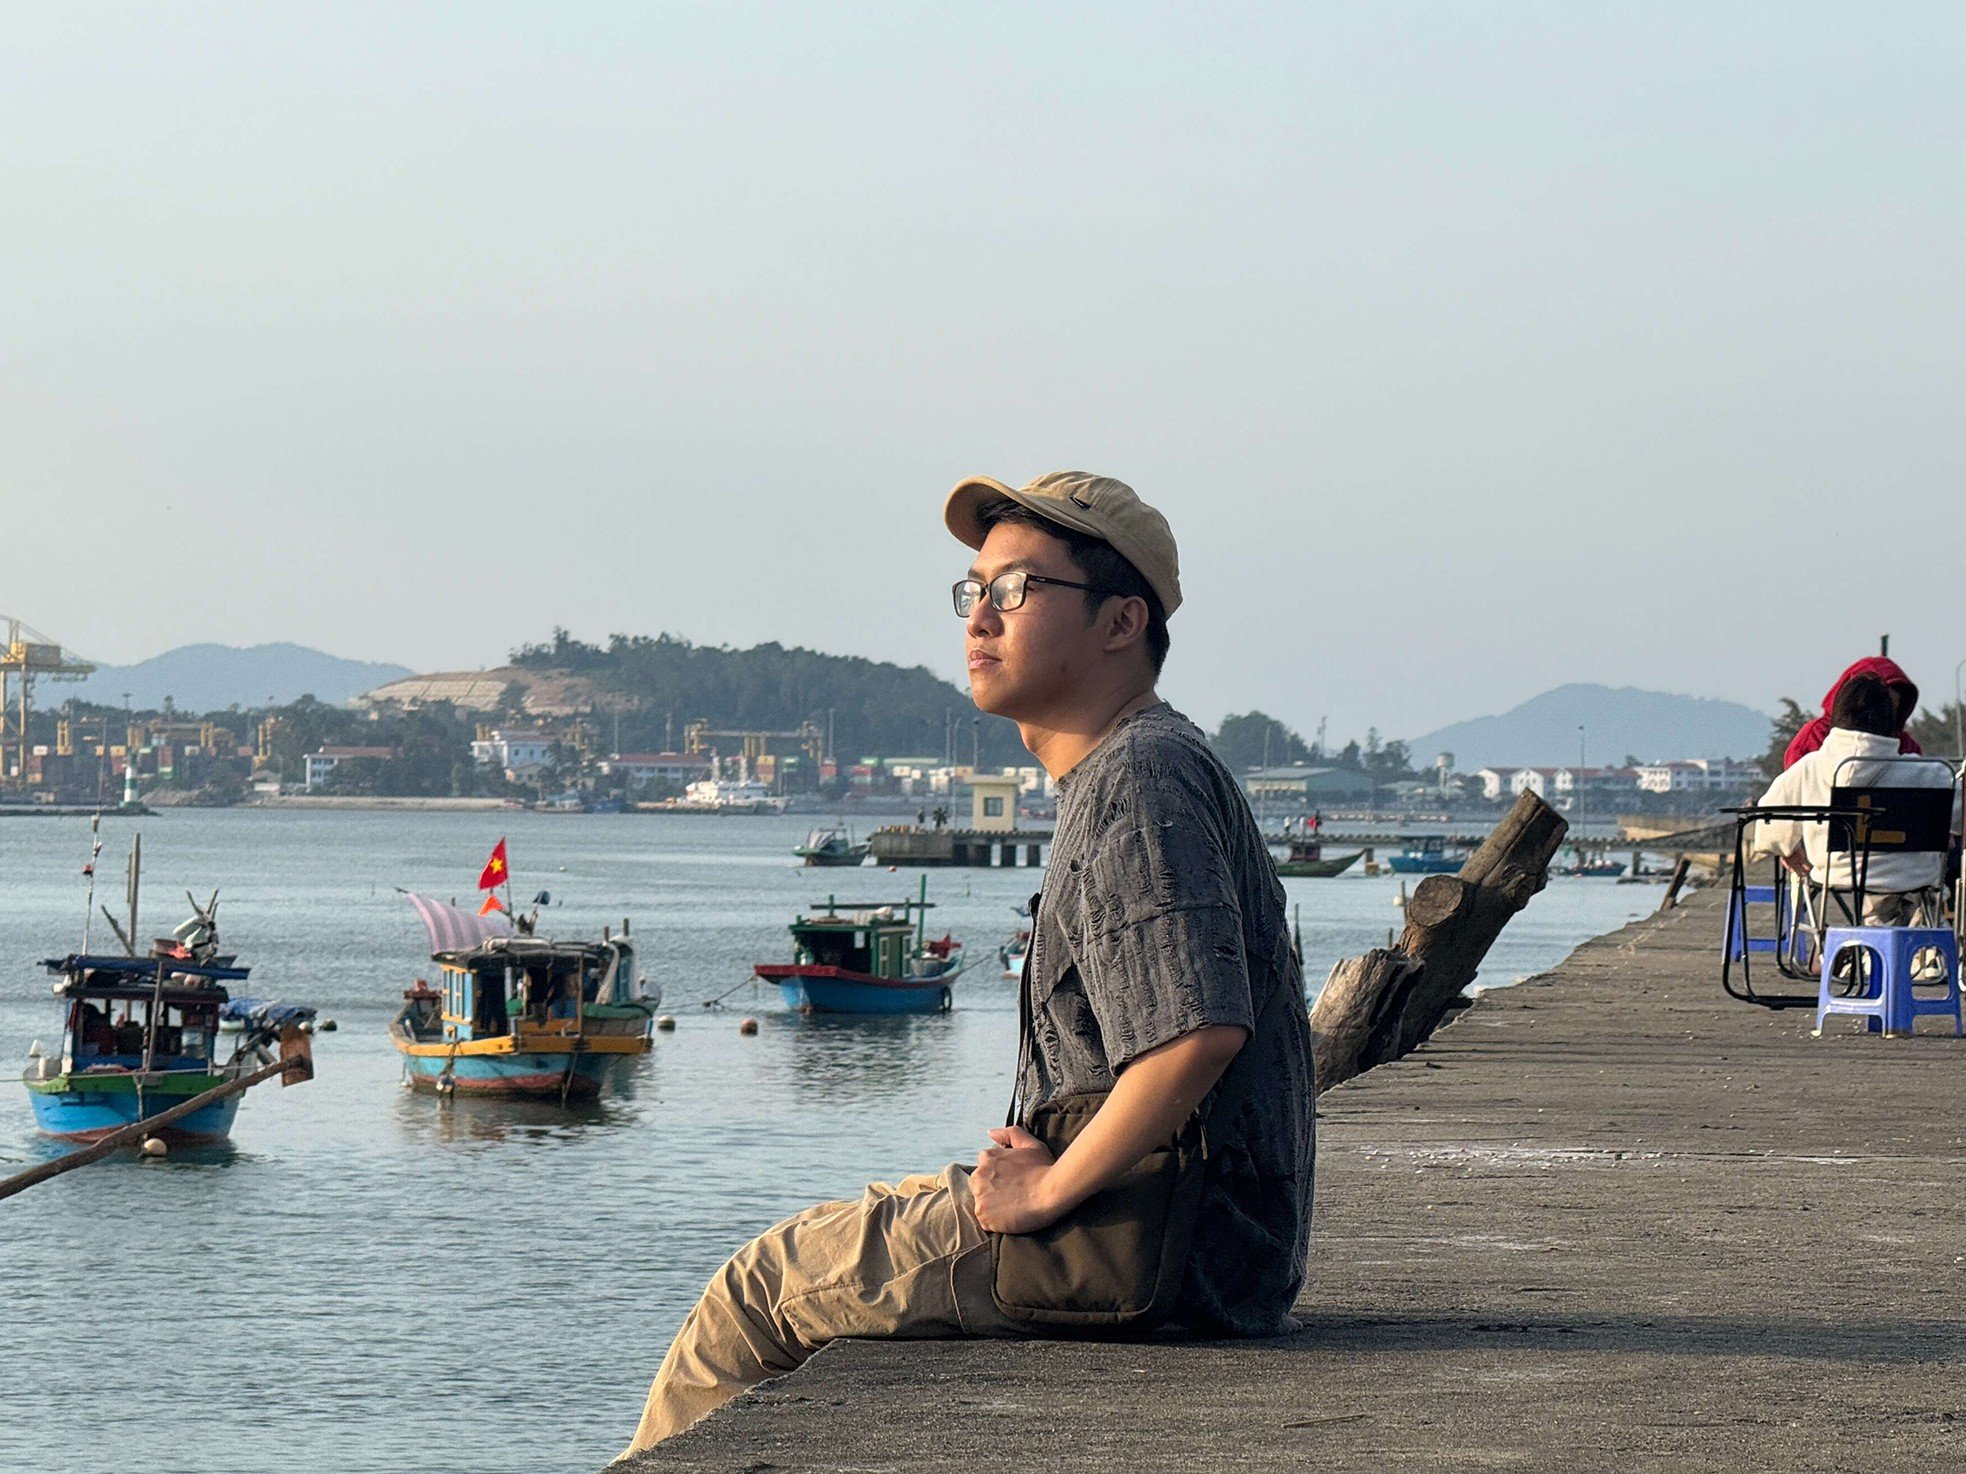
621 473 1315 1456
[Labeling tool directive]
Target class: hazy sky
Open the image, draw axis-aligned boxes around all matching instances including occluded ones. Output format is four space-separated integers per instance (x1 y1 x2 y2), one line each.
8 4 1965 743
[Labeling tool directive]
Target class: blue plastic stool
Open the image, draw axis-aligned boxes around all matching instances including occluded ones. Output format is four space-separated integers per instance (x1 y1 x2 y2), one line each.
1725 881 1794 962
1815 926 1963 1037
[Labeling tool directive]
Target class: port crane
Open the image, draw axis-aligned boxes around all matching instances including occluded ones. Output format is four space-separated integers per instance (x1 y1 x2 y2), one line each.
1 616 97 785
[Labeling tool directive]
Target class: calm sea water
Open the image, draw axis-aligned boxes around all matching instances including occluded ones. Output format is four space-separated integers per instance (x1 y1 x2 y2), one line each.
0 809 1652 1474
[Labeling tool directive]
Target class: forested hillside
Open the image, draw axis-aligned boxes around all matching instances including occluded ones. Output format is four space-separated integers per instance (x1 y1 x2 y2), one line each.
511 630 1026 765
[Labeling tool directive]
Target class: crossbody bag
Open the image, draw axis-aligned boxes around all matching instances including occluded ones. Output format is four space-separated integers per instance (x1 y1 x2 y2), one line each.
989 899 1298 1331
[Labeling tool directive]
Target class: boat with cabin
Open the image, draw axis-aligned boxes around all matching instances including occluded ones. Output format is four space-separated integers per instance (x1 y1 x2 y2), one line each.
794 823 870 867
680 775 789 814
1272 835 1363 878
22 852 317 1144
1386 837 1468 874
392 892 661 1099
756 878 965 1015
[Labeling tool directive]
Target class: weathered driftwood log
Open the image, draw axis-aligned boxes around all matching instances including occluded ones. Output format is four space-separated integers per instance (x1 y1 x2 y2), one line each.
1309 791 1568 1092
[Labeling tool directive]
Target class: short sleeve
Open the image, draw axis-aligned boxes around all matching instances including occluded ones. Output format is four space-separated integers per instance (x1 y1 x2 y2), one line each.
1075 750 1255 1069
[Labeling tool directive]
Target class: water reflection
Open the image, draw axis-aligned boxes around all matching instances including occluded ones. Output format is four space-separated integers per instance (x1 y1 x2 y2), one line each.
775 1012 964 1106
388 1055 654 1146
391 1088 644 1146
7 1133 244 1171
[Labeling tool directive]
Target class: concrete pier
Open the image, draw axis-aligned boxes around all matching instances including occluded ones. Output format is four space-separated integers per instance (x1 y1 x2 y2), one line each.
616 886 1966 1471
867 826 1050 867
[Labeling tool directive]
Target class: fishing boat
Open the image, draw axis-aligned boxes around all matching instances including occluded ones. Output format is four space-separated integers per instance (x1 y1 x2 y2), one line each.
998 928 1031 976
1559 844 1626 879
794 824 870 867
21 855 316 1144
392 893 661 1100
1386 837 1468 874
756 878 965 1015
1271 835 1363 878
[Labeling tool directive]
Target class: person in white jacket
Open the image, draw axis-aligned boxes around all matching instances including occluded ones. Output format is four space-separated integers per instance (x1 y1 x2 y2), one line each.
1753 671 1952 922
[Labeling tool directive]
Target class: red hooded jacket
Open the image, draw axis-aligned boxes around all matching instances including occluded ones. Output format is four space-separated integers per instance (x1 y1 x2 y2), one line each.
1782 656 1922 769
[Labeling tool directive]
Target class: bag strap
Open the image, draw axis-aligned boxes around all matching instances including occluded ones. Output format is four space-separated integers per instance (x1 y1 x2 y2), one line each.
1007 891 1042 1128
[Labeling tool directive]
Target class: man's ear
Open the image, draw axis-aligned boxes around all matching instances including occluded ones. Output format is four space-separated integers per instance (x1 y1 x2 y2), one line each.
1101 595 1149 655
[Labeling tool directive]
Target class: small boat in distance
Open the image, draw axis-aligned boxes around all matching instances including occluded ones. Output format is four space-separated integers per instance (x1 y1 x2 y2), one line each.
1386 837 1468 875
998 928 1031 977
679 776 789 814
392 892 660 1100
794 824 870 867
1271 835 1363 878
756 877 965 1015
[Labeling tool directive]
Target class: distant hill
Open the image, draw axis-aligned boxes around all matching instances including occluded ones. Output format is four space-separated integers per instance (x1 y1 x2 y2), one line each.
495 629 1028 766
1408 684 1772 770
69 643 413 712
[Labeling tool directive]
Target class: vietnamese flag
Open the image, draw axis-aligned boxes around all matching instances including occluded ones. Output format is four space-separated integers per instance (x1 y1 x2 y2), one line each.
478 839 510 892
477 894 507 917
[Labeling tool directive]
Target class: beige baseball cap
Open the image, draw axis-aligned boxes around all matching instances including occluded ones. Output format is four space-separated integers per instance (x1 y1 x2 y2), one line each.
944 471 1182 617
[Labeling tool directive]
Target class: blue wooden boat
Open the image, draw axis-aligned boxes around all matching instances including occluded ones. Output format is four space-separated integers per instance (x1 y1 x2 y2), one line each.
756 878 964 1015
392 892 659 1100
1387 837 1468 874
22 872 317 1144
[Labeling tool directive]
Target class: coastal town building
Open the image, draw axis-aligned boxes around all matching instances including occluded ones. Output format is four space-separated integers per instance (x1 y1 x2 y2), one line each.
598 751 712 790
969 774 1022 832
1634 758 1761 794
469 728 555 781
303 745 397 791
1242 765 1376 806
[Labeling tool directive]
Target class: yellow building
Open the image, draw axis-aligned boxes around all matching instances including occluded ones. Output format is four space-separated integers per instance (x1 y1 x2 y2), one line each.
969 774 1022 832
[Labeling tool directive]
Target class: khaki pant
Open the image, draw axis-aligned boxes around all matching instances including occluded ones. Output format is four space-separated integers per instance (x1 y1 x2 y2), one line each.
620 1164 1013 1457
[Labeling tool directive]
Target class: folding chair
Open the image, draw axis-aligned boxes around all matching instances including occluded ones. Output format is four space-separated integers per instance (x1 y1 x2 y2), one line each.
1722 804 1866 1007
1803 757 1959 955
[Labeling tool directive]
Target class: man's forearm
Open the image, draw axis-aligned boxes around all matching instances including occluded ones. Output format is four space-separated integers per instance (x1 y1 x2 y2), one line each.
1041 1024 1246 1218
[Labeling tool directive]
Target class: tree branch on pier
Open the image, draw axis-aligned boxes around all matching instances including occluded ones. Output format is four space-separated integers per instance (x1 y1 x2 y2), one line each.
1310 791 1568 1092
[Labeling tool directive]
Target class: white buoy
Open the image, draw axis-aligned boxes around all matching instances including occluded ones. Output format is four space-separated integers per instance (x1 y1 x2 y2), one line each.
656 1015 677 1032
140 1137 168 1159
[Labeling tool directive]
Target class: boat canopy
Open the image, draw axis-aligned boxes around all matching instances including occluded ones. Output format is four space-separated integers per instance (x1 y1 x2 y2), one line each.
403 891 513 956
220 997 319 1029
41 954 251 982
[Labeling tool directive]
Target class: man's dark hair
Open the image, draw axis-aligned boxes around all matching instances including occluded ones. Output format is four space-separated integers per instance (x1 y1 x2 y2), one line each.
1830 672 1898 738
976 501 1170 674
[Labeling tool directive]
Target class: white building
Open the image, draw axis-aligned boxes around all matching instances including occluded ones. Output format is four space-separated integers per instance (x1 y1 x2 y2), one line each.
471 729 556 780
599 751 711 790
1510 767 1559 799
303 745 396 791
1635 758 1762 794
1476 767 1520 800
1552 766 1641 798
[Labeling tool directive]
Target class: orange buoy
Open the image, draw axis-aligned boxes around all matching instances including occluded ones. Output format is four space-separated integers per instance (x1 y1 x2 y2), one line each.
739 1017 760 1036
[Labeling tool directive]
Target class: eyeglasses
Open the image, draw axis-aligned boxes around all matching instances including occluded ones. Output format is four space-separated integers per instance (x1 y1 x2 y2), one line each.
952 571 1114 617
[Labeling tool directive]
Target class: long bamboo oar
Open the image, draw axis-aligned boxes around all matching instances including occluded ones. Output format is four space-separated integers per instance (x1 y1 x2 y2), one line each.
0 1055 301 1203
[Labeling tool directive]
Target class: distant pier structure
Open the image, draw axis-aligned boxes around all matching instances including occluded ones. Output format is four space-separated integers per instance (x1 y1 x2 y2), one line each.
868 826 1049 868
870 774 1050 866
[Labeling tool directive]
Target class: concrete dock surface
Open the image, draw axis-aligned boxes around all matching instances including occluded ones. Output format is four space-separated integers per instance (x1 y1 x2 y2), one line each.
618 886 1966 1471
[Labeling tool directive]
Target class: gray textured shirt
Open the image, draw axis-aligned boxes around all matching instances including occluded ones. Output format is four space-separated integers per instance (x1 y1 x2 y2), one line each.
1018 703 1315 1335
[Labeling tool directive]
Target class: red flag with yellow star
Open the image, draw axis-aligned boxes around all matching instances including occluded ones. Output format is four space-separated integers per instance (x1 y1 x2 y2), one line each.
477 838 510 892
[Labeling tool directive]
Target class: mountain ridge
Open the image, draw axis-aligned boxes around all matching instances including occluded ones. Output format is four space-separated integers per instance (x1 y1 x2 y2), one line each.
68 643 413 711
1406 683 1772 770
